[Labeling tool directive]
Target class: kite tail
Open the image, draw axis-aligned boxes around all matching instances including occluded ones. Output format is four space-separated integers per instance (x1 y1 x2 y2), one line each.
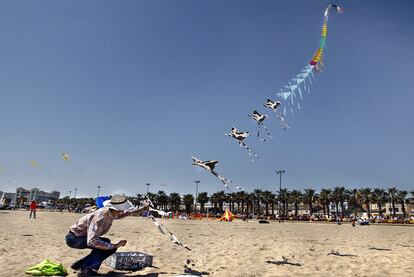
259 122 273 140
150 215 191 251
211 170 232 191
276 4 341 116
239 141 260 161
277 113 290 131
145 195 191 251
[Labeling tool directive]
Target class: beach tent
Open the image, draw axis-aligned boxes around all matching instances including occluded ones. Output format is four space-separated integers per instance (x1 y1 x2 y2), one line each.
219 209 234 221
96 196 111 208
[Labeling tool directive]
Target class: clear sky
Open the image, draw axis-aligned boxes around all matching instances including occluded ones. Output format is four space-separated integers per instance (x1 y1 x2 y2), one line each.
1 0 413 197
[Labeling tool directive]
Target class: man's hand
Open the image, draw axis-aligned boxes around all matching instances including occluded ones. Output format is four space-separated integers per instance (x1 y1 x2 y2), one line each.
114 240 127 248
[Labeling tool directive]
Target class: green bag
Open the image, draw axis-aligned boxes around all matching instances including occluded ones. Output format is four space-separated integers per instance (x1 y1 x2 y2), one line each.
25 259 68 276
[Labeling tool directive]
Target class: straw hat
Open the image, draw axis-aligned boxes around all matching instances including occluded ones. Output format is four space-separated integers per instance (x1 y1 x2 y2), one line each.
103 193 133 211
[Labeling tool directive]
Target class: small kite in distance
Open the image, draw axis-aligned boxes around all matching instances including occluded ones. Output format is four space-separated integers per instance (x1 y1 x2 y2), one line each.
28 160 54 180
61 152 84 174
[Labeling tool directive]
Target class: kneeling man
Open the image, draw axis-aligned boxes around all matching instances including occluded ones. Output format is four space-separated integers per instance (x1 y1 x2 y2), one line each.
66 193 147 277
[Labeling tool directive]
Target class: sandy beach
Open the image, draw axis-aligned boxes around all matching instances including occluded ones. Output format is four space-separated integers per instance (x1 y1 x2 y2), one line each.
0 210 413 277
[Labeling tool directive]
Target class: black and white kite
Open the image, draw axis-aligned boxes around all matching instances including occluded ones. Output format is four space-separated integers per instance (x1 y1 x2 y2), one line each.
263 98 281 113
191 156 234 191
226 127 260 161
248 110 272 141
263 99 290 131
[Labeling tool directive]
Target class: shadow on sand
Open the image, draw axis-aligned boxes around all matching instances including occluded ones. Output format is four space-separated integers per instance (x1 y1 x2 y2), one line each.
105 272 159 277
265 260 302 267
368 247 392 251
327 251 358 257
183 267 210 275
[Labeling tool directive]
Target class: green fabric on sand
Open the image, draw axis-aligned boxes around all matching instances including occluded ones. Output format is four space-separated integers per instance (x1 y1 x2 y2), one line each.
25 260 68 276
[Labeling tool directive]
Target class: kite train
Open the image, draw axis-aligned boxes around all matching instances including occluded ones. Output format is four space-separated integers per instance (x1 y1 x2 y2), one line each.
276 4 342 116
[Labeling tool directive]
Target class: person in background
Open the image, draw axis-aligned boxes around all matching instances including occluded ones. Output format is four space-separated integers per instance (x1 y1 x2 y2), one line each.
29 200 37 219
65 193 148 277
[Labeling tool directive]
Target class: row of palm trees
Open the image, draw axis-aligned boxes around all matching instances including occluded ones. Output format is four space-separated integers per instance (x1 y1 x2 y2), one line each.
139 187 414 218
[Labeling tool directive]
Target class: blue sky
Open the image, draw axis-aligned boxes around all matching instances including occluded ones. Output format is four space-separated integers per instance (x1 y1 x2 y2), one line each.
1 0 413 197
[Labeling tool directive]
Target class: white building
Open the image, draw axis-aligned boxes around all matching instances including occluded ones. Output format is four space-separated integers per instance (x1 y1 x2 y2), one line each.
11 187 60 207
0 192 16 207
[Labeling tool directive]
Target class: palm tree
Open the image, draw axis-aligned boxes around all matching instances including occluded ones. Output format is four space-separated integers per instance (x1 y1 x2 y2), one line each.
156 190 169 210
289 190 302 217
396 190 408 218
261 190 274 216
227 192 237 213
303 189 316 215
216 191 226 212
372 189 388 217
169 193 181 211
253 189 263 216
388 187 398 218
235 191 249 214
182 194 194 213
210 192 220 214
280 189 289 217
360 188 372 219
408 191 414 206
135 193 143 207
319 189 332 218
197 192 209 213
333 187 347 217
272 192 277 217
233 191 242 214
147 192 157 208
348 189 363 217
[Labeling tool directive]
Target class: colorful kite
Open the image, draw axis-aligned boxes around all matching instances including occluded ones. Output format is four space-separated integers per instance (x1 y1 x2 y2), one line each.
61 152 84 174
248 110 272 141
276 4 342 116
28 160 54 179
226 127 260 161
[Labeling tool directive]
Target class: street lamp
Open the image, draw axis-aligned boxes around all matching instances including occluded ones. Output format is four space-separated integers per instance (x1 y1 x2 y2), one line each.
97 186 101 198
146 183 150 194
69 190 72 199
74 188 78 199
194 180 200 212
275 170 285 223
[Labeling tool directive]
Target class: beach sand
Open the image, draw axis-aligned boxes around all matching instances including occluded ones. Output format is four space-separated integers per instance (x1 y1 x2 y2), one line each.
0 210 413 276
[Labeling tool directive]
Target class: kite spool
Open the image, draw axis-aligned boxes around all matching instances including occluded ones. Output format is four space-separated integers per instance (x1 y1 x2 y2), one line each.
106 252 153 271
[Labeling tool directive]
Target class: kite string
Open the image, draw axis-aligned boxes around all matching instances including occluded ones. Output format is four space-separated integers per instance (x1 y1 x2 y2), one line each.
144 195 191 251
